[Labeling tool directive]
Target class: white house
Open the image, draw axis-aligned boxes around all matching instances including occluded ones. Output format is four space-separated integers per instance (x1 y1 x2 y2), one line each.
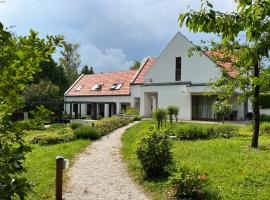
64 32 246 120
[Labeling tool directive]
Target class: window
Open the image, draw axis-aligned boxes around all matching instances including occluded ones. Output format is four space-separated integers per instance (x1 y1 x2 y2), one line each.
76 85 83 91
91 84 102 91
175 57 181 81
110 83 123 90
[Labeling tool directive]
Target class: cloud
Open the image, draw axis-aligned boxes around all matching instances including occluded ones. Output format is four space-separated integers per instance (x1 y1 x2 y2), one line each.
0 0 236 72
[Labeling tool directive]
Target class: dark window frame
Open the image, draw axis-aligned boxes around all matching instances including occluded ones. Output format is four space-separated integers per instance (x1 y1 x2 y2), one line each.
175 57 181 81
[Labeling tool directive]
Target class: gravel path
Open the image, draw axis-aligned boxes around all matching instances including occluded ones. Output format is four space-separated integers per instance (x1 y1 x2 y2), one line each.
64 122 149 200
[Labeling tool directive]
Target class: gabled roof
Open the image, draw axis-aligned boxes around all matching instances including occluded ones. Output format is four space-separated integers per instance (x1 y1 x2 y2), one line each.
204 51 238 77
65 70 137 97
131 57 156 84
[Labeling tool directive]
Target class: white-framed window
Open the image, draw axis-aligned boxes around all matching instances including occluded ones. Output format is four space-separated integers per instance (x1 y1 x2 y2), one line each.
110 83 123 90
91 84 102 91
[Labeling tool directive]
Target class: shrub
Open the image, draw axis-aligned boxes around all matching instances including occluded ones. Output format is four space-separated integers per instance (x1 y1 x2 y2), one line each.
153 108 168 129
136 129 173 178
74 125 101 140
125 107 141 121
175 123 239 140
30 132 74 145
95 116 133 136
169 165 210 199
260 114 270 122
69 122 83 130
167 106 179 125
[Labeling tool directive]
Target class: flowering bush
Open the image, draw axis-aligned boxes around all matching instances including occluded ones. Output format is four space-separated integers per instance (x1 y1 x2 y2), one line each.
169 165 210 199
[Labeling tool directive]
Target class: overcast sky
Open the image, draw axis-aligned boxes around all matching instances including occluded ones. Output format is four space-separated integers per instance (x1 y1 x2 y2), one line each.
0 0 236 72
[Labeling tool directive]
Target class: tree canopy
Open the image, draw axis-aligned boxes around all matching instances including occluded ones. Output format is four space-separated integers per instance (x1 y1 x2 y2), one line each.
179 0 270 148
0 22 62 198
129 60 141 70
59 41 81 86
81 64 95 75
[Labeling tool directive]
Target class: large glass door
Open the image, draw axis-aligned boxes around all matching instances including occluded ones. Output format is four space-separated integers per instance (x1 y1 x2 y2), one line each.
192 95 217 120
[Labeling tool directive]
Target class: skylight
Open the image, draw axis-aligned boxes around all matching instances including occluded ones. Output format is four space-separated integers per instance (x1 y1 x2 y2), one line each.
91 84 102 91
76 85 83 91
110 83 123 90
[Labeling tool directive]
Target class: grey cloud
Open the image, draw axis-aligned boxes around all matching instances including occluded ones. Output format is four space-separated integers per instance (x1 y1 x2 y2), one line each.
0 0 235 72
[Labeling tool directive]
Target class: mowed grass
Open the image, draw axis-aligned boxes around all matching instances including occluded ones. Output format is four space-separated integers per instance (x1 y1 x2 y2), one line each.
122 121 270 200
23 139 90 200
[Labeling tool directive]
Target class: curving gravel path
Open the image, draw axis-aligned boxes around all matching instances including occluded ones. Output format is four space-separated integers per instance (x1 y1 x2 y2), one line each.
63 122 149 200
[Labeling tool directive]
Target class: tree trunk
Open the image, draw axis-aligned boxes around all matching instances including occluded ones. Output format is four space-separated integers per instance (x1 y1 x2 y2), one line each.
251 63 260 148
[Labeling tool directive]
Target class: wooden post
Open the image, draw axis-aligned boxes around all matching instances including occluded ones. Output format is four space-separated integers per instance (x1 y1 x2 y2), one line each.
56 156 64 200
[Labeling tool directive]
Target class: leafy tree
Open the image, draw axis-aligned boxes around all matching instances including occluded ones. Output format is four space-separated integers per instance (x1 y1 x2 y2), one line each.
59 41 81 86
213 100 232 124
179 0 270 148
34 57 69 94
153 108 168 130
30 105 54 123
129 60 141 70
23 79 61 113
0 22 62 199
80 64 94 75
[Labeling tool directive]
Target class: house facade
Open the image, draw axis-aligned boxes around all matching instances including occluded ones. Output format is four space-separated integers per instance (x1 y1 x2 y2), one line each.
64 32 246 120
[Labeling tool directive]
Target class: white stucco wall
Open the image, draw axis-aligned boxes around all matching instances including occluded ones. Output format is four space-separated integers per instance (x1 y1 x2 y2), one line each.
144 32 221 84
261 109 270 115
140 85 192 120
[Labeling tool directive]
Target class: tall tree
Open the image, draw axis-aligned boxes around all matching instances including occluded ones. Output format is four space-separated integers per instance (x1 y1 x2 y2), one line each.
0 22 62 198
129 60 141 70
179 0 270 148
59 42 81 86
80 64 95 75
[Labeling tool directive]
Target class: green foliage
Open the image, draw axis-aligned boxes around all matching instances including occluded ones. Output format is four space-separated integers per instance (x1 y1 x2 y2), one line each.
125 107 141 121
153 108 168 129
136 128 173 178
167 106 179 125
24 140 90 199
23 79 61 113
74 125 101 140
260 123 270 134
69 122 83 130
0 22 62 199
95 116 133 136
169 165 212 199
213 100 232 123
122 121 270 199
129 60 141 70
260 94 270 108
260 114 270 122
179 0 270 148
80 64 94 75
175 123 239 140
30 105 54 123
59 41 81 86
30 132 74 145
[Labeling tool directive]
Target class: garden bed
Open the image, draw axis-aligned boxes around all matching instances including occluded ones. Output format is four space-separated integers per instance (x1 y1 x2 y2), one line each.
122 120 270 200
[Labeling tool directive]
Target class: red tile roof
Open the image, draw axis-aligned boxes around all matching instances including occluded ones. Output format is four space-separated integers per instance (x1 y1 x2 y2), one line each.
204 51 238 77
65 70 137 96
132 58 156 84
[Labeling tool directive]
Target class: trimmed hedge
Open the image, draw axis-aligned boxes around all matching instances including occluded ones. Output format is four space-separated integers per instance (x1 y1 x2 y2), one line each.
74 125 101 140
95 116 133 136
260 94 270 108
30 132 74 145
260 114 270 122
174 123 239 140
69 122 83 130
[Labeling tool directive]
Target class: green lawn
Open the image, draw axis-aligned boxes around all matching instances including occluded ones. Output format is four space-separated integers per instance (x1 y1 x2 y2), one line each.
23 129 90 200
122 121 270 200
